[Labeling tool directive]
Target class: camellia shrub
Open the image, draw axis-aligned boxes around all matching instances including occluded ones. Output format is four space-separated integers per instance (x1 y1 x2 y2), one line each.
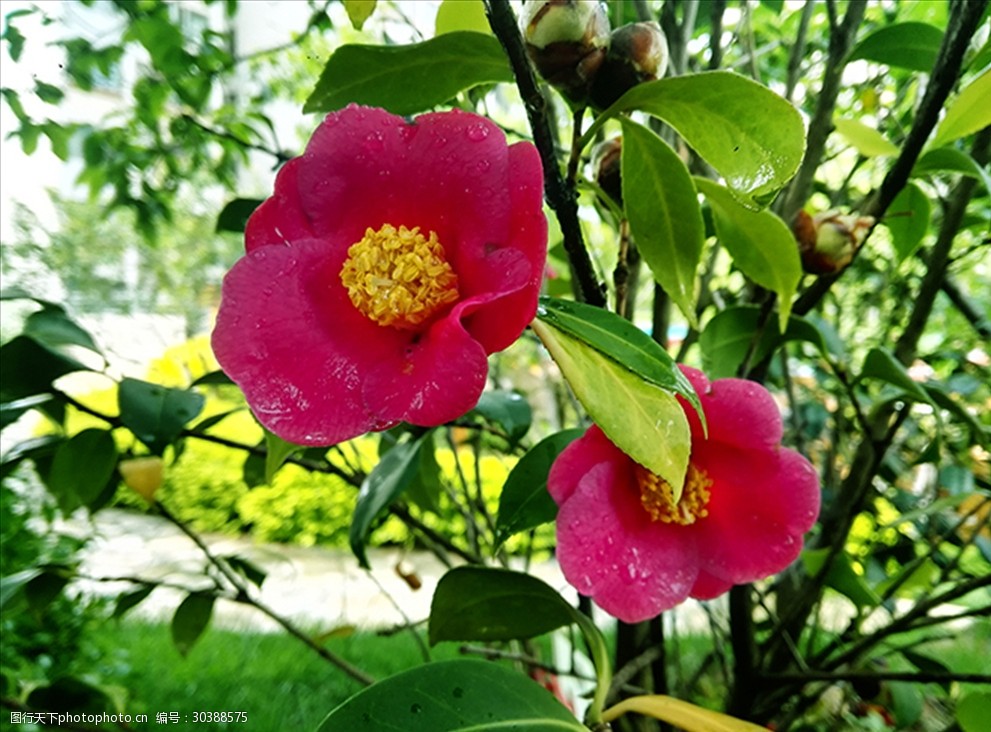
2 1 989 730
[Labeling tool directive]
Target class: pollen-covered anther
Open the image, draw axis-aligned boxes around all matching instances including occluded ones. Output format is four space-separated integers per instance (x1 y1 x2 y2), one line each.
340 224 459 329
635 462 712 526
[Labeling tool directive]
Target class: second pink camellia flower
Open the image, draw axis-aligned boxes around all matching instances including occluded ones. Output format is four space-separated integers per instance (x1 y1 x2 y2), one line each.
548 366 821 623
212 106 547 445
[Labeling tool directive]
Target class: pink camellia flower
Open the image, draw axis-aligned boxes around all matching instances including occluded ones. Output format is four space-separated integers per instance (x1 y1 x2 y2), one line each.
548 366 820 623
212 105 547 445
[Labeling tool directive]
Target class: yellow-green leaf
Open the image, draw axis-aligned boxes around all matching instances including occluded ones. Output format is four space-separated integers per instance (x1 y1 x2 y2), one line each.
531 319 690 500
602 695 767 732
435 0 490 35
933 68 991 147
344 0 377 31
833 118 899 157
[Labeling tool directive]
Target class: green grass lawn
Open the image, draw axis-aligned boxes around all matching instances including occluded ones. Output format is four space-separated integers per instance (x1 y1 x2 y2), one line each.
91 620 462 731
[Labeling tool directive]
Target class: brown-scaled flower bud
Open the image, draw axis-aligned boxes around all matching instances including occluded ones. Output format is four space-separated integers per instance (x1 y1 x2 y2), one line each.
591 136 623 207
522 0 610 107
590 21 669 110
793 210 874 275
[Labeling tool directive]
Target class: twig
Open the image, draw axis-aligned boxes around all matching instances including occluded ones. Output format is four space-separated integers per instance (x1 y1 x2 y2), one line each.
483 0 605 306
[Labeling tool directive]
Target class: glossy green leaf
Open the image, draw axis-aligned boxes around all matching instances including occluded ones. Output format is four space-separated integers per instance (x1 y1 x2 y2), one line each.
932 68 991 147
263 428 301 484
913 147 991 192
350 432 431 568
495 428 583 544
118 378 205 456
695 178 801 330
621 118 704 326
171 592 214 657
700 305 828 379
889 682 924 728
537 296 701 417
303 32 512 116
216 197 263 233
470 391 532 446
0 335 90 402
24 304 102 355
430 567 578 645
531 319 690 499
316 659 584 732
46 428 117 511
591 72 805 208
343 0 377 30
832 118 899 157
802 548 880 608
848 22 943 72
857 347 933 405
957 692 991 732
885 182 931 262
435 0 490 35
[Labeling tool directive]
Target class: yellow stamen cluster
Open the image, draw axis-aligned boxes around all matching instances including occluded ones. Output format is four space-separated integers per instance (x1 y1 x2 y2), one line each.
340 224 459 329
635 463 712 526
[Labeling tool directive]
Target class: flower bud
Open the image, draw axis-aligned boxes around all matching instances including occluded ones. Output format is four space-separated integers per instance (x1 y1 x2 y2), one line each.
590 21 669 110
793 210 874 275
522 0 610 107
119 456 164 504
591 136 623 207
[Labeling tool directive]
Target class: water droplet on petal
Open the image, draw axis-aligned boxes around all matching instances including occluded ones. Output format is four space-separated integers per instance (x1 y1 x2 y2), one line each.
466 123 490 142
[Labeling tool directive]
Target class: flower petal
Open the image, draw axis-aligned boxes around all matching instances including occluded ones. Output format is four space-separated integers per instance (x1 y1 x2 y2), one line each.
689 569 734 600
296 106 512 278
212 239 405 445
362 305 489 427
547 425 623 506
556 461 700 623
692 443 820 584
244 158 314 252
679 366 783 451
461 141 547 353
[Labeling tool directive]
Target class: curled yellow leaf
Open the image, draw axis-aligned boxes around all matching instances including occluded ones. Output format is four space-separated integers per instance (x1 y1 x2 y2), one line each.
601 695 767 732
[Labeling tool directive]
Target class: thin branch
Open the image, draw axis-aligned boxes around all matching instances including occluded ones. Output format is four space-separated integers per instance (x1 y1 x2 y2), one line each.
761 670 991 684
483 0 605 306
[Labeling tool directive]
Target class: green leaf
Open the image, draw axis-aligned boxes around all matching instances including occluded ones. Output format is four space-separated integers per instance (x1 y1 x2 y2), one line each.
695 178 802 330
700 305 828 379
225 555 267 588
316 659 584 732
848 22 943 72
25 570 70 612
113 585 155 620
857 347 933 405
621 118 704 326
932 68 991 147
23 304 103 355
26 676 111 714
216 198 263 233
303 32 512 116
350 432 431 568
0 335 90 402
263 428 302 484
591 71 805 208
344 0 377 30
832 118 899 157
537 296 702 418
46 428 118 511
531 319 690 500
171 592 214 657
913 147 991 192
469 391 531 446
0 569 41 612
430 567 579 645
885 182 931 262
889 682 923 728
802 549 880 608
436 0 490 35
957 692 991 732
117 378 205 456
495 428 583 544
34 79 63 104
190 370 234 387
